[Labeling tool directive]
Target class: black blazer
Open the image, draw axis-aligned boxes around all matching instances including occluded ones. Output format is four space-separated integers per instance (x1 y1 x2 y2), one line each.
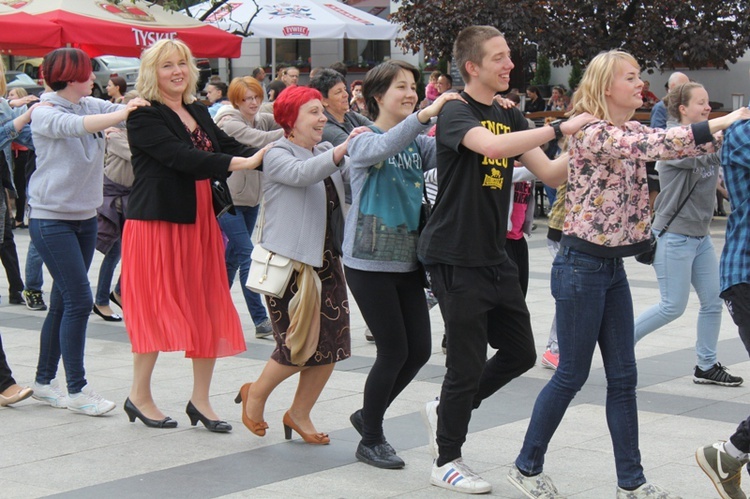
126 100 257 223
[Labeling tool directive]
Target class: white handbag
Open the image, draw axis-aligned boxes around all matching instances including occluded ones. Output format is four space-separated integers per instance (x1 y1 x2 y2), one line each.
246 200 295 298
247 245 294 298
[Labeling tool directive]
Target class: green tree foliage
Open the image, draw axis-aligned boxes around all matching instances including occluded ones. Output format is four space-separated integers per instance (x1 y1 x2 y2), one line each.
391 0 750 71
531 54 550 85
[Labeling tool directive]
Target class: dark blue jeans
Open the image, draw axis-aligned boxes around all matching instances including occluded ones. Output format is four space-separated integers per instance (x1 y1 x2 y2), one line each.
30 218 97 394
217 205 268 326
515 247 645 489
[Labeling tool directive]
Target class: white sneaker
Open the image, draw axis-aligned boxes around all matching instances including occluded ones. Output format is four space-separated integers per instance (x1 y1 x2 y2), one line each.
65 385 115 416
421 398 439 459
615 483 682 499
32 380 67 408
507 465 566 498
430 457 492 494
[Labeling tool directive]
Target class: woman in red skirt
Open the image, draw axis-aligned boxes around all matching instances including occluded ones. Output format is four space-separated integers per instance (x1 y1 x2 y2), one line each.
121 39 266 431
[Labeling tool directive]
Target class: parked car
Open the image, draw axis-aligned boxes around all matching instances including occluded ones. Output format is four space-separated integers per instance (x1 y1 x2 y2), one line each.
4 71 44 97
15 55 140 99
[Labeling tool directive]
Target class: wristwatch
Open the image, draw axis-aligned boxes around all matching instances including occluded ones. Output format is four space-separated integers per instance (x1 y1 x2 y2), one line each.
549 119 564 140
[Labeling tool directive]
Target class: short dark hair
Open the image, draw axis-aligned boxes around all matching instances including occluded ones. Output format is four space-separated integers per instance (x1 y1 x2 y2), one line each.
43 48 92 91
251 67 265 79
363 60 420 121
309 68 346 99
208 81 228 96
439 73 453 86
329 61 348 77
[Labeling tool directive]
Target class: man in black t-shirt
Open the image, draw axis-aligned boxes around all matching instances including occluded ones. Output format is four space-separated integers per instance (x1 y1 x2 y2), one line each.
417 25 593 495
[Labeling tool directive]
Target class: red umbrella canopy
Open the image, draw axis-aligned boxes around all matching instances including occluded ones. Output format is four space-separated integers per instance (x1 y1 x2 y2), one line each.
2 0 241 58
0 3 61 55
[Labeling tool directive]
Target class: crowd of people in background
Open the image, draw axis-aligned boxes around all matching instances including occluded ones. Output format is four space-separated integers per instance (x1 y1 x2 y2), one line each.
2 24 750 499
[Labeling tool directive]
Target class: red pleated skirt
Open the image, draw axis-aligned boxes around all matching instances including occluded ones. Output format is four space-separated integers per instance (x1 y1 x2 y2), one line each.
120 179 246 358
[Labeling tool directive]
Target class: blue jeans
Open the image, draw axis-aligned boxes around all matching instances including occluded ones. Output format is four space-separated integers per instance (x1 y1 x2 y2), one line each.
95 239 121 306
30 218 97 394
634 231 722 370
516 247 645 489
217 205 268 325
24 240 44 291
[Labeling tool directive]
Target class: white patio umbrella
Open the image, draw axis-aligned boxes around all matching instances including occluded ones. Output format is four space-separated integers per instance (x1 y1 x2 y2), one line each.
189 0 400 75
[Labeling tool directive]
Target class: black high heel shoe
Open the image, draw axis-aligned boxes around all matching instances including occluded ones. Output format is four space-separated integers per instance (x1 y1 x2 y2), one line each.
109 291 122 309
123 398 178 428
186 401 232 433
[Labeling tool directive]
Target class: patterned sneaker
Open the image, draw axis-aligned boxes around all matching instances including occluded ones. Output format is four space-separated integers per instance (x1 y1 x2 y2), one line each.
615 483 682 498
254 318 273 338
694 363 743 387
696 442 746 499
23 289 47 311
541 349 559 370
431 457 491 494
32 380 67 408
507 465 566 498
65 385 116 416
421 398 439 459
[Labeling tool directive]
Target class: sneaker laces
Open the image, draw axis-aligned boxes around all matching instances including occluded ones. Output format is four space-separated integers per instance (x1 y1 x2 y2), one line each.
451 458 481 479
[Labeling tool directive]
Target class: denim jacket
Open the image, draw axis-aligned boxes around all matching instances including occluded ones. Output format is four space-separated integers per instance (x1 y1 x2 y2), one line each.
0 98 34 193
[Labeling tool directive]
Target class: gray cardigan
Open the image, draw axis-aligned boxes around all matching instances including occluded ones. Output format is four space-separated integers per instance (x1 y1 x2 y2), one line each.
260 138 347 267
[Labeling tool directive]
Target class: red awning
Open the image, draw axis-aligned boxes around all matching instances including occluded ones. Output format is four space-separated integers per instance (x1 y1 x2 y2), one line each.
5 0 241 58
0 5 62 55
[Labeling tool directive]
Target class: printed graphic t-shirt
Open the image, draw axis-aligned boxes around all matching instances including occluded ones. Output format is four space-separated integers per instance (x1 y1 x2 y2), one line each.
417 92 529 267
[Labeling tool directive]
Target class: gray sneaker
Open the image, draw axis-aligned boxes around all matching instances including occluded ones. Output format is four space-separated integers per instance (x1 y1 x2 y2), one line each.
32 380 67 408
254 318 273 338
615 483 682 499
507 465 566 498
65 385 116 416
696 442 746 499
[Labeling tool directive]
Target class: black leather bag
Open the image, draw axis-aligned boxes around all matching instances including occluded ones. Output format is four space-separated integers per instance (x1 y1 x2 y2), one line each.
211 178 235 218
634 234 657 265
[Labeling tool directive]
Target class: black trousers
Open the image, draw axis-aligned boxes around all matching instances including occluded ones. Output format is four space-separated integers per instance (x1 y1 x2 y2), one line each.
1 200 23 294
720 283 750 452
427 261 536 465
505 237 529 297
0 334 16 393
12 149 29 223
345 266 432 445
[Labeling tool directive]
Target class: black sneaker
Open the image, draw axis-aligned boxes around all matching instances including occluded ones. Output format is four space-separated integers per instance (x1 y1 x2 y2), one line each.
8 291 24 305
23 290 47 311
355 441 404 469
694 363 743 387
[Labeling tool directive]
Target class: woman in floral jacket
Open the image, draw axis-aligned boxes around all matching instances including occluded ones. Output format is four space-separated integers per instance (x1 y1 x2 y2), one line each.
509 50 750 498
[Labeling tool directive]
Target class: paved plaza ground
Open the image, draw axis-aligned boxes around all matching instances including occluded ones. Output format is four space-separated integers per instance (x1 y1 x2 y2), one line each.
1 218 748 498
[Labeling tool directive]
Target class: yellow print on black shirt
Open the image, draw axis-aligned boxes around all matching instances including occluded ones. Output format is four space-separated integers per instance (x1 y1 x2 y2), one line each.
479 119 511 189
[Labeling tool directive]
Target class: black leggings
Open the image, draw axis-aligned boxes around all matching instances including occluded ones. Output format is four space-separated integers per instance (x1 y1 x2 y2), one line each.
345 266 432 446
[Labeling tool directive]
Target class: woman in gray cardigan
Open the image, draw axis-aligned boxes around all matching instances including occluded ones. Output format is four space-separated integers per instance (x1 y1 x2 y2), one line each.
236 85 366 444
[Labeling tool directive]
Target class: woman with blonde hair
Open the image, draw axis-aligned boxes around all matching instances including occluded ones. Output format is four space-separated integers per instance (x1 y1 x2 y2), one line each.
509 50 750 498
121 39 266 431
214 76 283 338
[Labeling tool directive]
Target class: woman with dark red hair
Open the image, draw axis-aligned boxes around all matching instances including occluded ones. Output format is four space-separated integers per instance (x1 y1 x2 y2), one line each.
236 85 366 444
27 48 149 416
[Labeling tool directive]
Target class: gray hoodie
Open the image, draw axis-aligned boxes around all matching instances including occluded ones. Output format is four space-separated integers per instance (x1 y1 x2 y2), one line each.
29 93 124 220
653 122 721 237
214 107 283 207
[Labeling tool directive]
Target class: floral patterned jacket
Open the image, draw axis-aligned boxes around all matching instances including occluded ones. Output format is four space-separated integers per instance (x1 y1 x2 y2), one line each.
562 119 716 257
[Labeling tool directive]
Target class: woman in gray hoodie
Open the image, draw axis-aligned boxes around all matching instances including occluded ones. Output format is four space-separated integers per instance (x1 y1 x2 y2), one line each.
215 76 283 339
28 48 148 416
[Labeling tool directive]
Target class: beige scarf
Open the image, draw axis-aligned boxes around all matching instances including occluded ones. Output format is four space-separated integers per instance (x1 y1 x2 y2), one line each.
285 263 322 365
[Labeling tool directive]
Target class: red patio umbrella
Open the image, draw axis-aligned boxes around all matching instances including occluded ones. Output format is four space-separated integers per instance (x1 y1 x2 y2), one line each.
0 4 61 55
3 0 241 58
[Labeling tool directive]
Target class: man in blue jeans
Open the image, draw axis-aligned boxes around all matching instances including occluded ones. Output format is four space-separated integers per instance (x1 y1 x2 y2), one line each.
697 89 750 499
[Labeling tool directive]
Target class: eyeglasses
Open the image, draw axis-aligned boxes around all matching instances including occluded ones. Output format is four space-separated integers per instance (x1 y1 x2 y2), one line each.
244 95 261 102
